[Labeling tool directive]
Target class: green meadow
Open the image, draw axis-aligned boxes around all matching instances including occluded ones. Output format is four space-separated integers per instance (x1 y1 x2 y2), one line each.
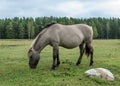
0 39 120 86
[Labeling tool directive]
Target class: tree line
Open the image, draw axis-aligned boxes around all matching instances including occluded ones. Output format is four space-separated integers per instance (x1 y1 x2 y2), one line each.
0 17 120 39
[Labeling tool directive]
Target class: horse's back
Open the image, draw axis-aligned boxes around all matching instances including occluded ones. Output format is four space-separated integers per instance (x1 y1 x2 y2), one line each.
59 24 93 41
47 23 93 48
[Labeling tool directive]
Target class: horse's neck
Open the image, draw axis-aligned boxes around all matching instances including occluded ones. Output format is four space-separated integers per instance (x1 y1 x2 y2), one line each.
32 35 48 53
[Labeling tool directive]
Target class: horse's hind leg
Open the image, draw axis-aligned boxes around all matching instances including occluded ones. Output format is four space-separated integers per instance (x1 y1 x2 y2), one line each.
76 43 84 66
89 45 93 66
86 43 94 66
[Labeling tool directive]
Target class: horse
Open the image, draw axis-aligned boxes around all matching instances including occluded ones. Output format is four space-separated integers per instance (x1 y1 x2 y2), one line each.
28 22 94 70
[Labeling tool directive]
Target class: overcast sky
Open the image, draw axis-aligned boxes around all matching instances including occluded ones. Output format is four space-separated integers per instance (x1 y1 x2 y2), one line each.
0 0 120 18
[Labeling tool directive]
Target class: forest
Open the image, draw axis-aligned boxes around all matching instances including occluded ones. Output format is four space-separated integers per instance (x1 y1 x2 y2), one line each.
0 17 120 39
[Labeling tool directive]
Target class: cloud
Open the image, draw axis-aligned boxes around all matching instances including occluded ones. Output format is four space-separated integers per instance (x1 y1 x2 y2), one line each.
100 0 120 17
0 0 120 18
52 0 120 18
85 0 120 17
53 1 89 17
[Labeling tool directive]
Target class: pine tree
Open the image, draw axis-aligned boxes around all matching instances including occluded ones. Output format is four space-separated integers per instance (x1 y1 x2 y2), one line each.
12 17 19 38
35 17 43 36
6 21 14 39
0 20 2 38
18 22 25 39
106 21 110 39
27 18 35 39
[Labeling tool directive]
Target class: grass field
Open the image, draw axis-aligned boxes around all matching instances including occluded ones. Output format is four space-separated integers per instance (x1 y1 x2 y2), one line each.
0 39 120 86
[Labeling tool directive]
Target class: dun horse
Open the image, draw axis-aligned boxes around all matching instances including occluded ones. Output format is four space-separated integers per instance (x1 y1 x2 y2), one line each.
28 22 94 70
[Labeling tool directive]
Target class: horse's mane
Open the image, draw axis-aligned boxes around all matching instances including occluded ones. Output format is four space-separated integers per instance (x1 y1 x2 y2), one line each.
43 22 57 29
31 22 57 49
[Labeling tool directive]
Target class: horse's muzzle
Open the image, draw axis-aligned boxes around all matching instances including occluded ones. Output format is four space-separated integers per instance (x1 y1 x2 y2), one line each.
29 57 39 69
29 64 36 69
29 62 37 69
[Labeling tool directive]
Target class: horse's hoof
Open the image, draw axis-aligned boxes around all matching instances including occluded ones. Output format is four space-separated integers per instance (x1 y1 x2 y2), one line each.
51 67 56 70
76 62 80 66
51 65 56 70
89 64 93 66
51 68 55 71
76 64 79 66
89 61 94 66
56 62 60 67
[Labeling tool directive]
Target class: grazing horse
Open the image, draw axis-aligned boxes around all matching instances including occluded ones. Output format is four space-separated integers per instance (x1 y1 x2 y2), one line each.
28 22 94 70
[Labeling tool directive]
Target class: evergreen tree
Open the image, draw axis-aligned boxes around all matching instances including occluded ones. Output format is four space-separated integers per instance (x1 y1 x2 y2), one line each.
18 22 25 39
34 17 43 36
12 17 19 38
0 17 120 39
93 26 98 38
106 21 110 39
27 18 35 39
6 21 14 39
0 20 2 38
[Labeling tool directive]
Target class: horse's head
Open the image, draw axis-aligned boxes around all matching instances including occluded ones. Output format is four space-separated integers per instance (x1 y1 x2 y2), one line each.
28 48 40 69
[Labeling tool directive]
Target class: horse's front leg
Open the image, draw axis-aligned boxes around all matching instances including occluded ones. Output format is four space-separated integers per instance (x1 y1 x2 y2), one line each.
56 50 60 67
51 42 59 70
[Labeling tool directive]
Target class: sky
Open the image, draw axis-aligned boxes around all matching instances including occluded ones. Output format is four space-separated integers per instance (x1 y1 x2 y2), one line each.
0 0 120 18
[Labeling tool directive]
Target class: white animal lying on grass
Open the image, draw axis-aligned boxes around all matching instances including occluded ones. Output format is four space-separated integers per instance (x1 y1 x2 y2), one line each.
85 68 115 81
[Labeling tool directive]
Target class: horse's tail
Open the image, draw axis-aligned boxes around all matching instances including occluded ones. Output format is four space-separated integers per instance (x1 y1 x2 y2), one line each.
85 44 91 57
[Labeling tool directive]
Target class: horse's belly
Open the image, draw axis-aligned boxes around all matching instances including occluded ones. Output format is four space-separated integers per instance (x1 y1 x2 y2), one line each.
59 37 82 49
60 44 78 49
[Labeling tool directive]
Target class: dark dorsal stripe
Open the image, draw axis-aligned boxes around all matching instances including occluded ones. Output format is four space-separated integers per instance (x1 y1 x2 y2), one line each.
43 22 57 29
